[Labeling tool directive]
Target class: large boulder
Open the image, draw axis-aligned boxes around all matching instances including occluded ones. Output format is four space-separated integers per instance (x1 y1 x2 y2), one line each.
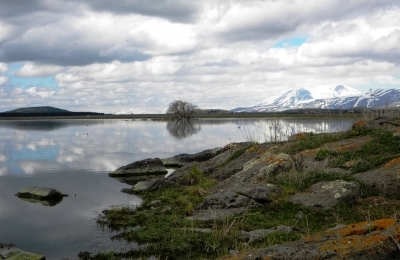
240 226 295 242
288 180 360 210
230 182 283 204
109 158 167 177
15 186 67 206
211 151 294 193
190 190 262 220
0 243 45 260
224 218 400 260
294 135 373 173
162 147 224 167
354 157 400 198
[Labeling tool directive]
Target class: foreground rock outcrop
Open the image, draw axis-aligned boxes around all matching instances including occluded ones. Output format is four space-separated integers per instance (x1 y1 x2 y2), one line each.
0 243 45 260
102 116 400 260
223 218 400 260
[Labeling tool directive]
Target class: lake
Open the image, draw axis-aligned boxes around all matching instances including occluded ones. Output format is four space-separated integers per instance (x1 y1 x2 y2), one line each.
0 117 356 259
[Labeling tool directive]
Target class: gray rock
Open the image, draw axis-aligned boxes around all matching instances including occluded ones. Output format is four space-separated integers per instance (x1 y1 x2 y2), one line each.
0 243 45 260
15 186 67 206
240 226 294 242
354 157 400 198
162 147 224 167
324 167 351 175
288 180 360 210
211 151 294 193
190 190 261 220
231 183 283 204
109 157 167 177
133 181 153 192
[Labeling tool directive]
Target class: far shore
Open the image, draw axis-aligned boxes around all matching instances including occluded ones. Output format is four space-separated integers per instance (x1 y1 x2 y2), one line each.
0 112 361 121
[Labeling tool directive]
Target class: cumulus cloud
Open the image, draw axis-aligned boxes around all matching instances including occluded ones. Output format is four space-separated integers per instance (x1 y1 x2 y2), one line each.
15 62 63 77
0 0 400 112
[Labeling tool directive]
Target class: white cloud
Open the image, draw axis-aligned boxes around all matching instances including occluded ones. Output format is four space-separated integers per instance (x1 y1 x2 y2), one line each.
0 63 7 72
26 87 56 98
0 1 400 112
15 62 63 77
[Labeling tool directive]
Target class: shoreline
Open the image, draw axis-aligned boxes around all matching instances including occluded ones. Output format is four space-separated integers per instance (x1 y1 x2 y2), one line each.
0 112 360 121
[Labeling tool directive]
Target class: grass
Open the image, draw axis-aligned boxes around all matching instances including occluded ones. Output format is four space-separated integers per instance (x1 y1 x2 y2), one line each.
327 128 400 173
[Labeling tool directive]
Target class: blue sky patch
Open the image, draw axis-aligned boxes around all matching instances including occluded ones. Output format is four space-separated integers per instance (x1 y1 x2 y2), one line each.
6 63 58 89
274 36 307 48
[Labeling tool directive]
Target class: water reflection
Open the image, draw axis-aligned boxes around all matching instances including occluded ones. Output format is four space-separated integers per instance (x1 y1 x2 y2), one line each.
166 120 201 139
17 196 64 207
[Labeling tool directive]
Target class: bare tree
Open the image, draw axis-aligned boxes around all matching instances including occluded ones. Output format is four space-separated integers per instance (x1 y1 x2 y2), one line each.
166 100 198 120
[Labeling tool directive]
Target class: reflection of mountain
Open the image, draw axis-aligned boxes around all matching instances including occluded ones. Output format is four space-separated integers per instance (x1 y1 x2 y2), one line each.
0 120 103 131
166 120 201 139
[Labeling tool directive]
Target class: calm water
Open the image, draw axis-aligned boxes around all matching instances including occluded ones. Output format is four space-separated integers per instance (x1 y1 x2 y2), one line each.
0 117 355 259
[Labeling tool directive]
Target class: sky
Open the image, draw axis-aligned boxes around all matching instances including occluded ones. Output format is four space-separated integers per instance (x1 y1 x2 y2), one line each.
0 0 400 114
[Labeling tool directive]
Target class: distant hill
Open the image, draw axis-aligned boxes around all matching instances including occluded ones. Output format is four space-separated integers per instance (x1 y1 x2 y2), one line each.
0 106 105 117
3 106 71 113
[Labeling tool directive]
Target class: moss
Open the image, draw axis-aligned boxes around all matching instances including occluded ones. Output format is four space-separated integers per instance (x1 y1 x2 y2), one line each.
315 149 337 161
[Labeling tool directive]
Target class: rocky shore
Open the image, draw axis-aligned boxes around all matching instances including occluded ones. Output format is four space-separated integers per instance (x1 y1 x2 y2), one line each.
86 117 400 260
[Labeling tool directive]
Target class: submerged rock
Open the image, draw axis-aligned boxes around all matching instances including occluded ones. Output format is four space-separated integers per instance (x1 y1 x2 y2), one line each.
109 158 167 177
15 186 67 206
0 243 45 260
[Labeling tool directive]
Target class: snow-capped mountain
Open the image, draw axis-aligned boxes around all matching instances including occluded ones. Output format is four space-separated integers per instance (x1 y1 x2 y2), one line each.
232 86 400 112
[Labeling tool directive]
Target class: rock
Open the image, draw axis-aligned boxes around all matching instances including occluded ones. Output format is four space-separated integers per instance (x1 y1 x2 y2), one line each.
294 135 373 173
354 157 400 198
365 116 400 130
15 186 67 206
324 167 352 175
288 180 360 210
0 243 45 260
211 151 294 193
240 226 294 242
162 147 224 167
223 219 400 260
132 181 154 192
231 183 283 204
190 190 261 220
109 158 167 177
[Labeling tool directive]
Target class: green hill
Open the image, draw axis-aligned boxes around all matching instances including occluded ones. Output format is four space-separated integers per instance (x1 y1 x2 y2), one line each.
3 106 71 114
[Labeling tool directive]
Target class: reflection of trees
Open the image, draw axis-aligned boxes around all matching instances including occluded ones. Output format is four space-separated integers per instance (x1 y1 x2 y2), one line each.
166 120 201 139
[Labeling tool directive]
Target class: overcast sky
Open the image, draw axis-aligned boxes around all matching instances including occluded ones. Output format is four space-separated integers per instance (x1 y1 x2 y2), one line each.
0 0 400 113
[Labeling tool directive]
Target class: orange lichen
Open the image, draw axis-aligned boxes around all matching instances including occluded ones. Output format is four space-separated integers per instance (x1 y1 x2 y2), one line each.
384 157 400 169
344 159 361 168
337 219 396 237
298 148 320 157
265 157 286 164
352 120 366 129
294 133 310 140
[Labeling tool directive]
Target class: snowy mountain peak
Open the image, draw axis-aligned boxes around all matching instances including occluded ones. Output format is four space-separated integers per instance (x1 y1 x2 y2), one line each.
232 87 399 113
333 85 361 97
271 88 313 106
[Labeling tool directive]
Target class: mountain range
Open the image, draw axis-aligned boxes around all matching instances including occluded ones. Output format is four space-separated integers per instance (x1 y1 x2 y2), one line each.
232 86 400 112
